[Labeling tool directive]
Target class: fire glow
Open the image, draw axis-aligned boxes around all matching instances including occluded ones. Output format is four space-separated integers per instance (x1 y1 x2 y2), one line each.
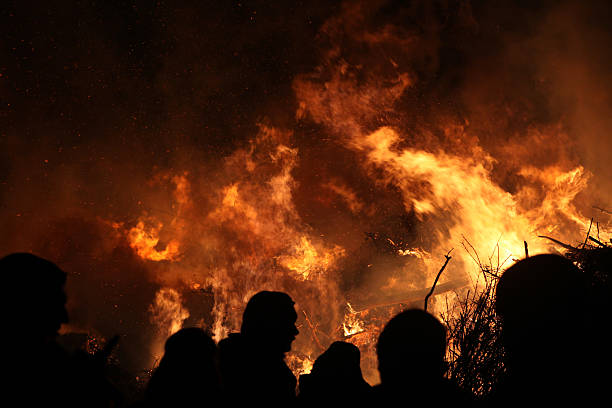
91 16 610 383
4 1 612 386
110 119 604 382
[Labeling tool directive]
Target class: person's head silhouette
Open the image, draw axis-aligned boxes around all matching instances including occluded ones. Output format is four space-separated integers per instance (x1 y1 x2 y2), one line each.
496 254 587 373
310 341 363 381
161 327 217 370
376 309 446 386
0 253 68 343
146 327 219 406
240 291 298 354
299 341 370 403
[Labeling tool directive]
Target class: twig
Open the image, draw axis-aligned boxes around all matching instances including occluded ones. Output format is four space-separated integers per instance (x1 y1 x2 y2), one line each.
461 236 482 269
489 236 502 264
498 254 513 271
583 218 593 248
350 279 465 312
496 243 500 271
424 249 453 311
588 236 607 247
593 206 612 215
302 310 325 351
538 235 575 250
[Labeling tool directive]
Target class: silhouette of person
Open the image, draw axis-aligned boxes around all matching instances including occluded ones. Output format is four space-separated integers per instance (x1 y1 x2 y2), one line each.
373 309 472 407
298 341 371 406
1 253 69 343
1 253 72 403
1 253 118 407
488 254 590 407
145 327 220 407
583 247 612 405
218 291 299 407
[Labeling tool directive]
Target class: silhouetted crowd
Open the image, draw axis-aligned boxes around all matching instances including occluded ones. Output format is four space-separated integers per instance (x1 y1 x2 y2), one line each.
2 251 609 407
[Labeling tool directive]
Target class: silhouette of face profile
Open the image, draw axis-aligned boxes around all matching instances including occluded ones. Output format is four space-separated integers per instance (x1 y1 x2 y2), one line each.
377 309 446 385
0 253 68 342
240 291 298 353
496 254 587 370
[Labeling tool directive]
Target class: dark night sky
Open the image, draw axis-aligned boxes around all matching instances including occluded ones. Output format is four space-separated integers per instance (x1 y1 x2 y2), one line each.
3 1 612 156
1 1 336 154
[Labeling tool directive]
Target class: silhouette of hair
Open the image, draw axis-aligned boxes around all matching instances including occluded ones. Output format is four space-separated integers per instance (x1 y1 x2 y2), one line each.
496 253 586 323
0 252 66 291
241 291 296 334
162 327 217 364
299 341 370 403
145 327 219 406
240 290 298 354
496 253 587 357
377 309 446 384
0 252 68 338
310 341 363 380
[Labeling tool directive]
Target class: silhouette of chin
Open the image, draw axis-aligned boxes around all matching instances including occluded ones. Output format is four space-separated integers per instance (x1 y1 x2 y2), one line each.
268 334 295 354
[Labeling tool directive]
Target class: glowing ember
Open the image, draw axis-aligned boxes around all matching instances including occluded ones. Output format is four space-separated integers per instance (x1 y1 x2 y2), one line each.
286 354 314 377
342 303 365 337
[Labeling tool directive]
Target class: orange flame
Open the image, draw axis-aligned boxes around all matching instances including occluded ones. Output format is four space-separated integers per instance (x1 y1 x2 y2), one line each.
149 287 189 363
278 236 346 280
128 219 181 262
342 303 365 337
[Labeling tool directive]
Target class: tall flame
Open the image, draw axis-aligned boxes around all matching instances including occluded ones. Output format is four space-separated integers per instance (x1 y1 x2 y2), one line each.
149 287 190 362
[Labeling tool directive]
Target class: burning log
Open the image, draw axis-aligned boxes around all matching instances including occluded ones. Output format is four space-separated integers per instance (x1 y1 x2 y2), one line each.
589 236 606 247
349 278 466 313
538 235 575 251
